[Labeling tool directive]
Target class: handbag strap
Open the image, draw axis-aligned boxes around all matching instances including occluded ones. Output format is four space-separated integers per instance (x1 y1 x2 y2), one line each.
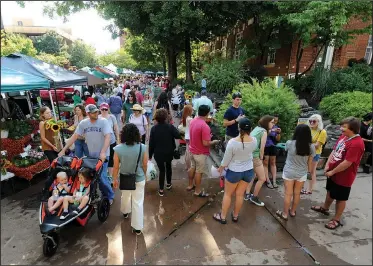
134 144 142 174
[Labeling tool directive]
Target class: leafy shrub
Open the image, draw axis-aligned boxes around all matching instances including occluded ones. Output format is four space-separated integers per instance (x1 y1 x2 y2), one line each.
216 79 300 140
319 91 372 124
285 75 315 95
195 58 245 95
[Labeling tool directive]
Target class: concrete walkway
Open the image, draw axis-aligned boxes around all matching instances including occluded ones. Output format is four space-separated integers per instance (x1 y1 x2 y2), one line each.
1 152 372 265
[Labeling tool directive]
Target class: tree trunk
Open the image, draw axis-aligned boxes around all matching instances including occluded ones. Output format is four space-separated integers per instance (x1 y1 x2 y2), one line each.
167 45 178 84
185 35 193 84
299 43 326 77
295 39 303 80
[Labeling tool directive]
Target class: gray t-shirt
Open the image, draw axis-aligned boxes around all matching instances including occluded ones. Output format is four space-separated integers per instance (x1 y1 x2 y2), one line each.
99 114 117 145
113 143 146 182
283 140 316 179
75 117 113 158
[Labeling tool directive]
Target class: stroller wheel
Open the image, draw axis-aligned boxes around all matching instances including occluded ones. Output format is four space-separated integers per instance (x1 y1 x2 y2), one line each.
43 233 59 257
97 198 110 223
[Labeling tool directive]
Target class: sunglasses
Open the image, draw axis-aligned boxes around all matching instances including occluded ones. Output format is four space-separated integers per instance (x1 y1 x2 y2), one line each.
101 108 108 111
309 120 317 124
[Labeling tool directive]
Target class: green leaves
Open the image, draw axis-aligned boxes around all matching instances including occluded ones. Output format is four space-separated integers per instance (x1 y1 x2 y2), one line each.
216 79 300 140
31 30 68 55
319 91 372 123
98 48 137 70
1 30 37 57
69 40 98 69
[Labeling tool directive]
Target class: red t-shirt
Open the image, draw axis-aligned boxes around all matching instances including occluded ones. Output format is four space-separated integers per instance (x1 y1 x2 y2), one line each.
85 97 96 105
136 91 144 106
329 135 365 187
189 117 211 155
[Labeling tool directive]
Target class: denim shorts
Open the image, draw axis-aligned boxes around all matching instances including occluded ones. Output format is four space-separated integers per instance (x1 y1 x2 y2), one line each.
313 154 321 162
225 169 255 184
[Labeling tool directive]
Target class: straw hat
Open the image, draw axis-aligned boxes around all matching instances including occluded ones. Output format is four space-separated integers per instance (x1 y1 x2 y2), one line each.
131 104 145 114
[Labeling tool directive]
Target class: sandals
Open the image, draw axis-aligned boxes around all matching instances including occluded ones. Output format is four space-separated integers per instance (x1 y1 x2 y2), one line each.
231 212 238 223
275 210 288 221
273 183 279 188
301 189 312 195
266 182 274 189
213 212 227 224
194 191 209 197
186 185 196 191
289 209 296 217
325 219 343 230
311 206 330 216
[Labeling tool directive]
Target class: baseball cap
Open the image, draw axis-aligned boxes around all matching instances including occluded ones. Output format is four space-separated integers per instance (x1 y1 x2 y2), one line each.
84 91 91 96
85 104 99 113
100 102 109 109
239 118 252 131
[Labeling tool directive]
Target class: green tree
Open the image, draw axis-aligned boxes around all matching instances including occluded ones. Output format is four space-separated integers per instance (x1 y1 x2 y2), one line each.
98 48 137 70
69 40 97 69
1 30 37 57
31 30 68 55
35 52 69 67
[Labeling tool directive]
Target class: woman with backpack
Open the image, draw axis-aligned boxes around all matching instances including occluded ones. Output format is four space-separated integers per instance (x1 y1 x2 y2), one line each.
302 114 327 195
129 104 149 144
276 124 315 220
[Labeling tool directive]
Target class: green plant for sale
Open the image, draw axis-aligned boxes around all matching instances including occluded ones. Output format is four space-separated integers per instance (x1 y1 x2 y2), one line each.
195 58 245 95
216 79 300 140
6 120 33 139
319 91 372 124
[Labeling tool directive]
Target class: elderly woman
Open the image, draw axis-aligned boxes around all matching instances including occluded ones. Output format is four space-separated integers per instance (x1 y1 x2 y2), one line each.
149 109 181 196
113 124 148 236
302 114 327 195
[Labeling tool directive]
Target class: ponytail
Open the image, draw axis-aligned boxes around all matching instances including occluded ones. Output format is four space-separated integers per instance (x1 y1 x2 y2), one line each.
240 130 245 149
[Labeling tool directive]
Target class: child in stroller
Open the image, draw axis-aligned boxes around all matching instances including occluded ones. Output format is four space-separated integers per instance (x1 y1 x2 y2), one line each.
60 168 92 220
47 172 71 215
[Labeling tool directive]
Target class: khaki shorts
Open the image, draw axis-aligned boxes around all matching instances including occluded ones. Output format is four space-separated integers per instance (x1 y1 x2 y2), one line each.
190 154 208 174
253 157 263 168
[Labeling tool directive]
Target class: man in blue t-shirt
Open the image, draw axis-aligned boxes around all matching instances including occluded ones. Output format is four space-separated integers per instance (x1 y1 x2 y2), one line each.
223 92 245 143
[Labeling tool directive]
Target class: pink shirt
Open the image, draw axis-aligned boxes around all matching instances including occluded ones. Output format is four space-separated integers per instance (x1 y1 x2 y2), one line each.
189 117 211 155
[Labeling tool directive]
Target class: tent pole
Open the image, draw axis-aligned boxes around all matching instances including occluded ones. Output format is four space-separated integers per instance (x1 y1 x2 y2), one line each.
48 89 58 120
53 87 65 147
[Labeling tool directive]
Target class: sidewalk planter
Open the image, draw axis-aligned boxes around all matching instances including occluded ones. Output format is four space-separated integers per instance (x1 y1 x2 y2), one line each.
1 130 9 139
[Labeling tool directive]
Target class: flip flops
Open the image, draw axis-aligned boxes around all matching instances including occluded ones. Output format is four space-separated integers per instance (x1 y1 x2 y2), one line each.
213 212 227 224
289 209 296 217
231 212 239 223
186 185 196 191
266 182 274 189
276 210 288 221
194 191 209 197
301 189 312 195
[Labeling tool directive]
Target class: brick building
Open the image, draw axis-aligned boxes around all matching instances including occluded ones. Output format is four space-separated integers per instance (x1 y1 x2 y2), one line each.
207 17 372 78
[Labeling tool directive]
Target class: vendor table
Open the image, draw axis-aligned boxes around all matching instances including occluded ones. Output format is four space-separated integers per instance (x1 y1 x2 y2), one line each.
8 159 49 181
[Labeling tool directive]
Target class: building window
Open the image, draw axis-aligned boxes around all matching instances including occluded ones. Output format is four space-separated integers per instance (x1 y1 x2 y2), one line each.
364 35 372 64
17 21 23 26
235 31 243 59
267 48 276 65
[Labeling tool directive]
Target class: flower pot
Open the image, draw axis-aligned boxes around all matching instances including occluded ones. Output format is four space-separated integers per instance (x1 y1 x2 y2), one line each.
1 130 9 139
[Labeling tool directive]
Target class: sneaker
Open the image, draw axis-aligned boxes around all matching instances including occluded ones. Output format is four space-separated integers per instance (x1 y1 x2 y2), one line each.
72 208 81 216
60 211 69 220
250 196 265 207
123 213 129 219
132 228 142 235
166 184 172 190
158 190 164 197
244 193 252 201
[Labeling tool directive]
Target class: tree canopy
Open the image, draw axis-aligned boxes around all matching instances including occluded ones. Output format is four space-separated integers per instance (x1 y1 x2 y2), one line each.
1 30 37 57
31 30 68 55
69 40 97 69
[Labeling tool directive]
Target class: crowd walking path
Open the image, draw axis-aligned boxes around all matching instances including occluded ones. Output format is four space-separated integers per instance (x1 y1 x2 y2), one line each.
1 152 371 265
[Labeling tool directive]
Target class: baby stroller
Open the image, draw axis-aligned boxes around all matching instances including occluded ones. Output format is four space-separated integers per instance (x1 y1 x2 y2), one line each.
39 156 111 257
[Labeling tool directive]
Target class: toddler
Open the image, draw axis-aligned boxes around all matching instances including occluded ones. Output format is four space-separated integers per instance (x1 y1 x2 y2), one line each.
47 172 71 215
60 168 92 220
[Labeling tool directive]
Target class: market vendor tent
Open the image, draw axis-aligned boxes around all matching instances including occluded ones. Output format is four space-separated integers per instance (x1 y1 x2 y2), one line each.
1 53 87 88
106 63 118 74
76 70 107 86
1 67 50 92
94 66 119 78
80 66 91 72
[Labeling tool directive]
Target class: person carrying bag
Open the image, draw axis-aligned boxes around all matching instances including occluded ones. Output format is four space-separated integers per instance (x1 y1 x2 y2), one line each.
113 124 148 236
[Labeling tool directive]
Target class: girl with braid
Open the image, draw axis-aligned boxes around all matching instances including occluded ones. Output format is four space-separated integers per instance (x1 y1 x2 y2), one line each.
213 118 257 224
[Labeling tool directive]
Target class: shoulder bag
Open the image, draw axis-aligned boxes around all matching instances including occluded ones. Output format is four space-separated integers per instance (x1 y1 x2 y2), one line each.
119 144 142 190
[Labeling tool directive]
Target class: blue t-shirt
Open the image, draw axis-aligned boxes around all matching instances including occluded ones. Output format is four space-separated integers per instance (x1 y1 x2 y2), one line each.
223 106 245 138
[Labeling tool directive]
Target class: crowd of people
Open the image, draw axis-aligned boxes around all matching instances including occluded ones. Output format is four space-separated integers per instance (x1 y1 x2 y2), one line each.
38 75 371 235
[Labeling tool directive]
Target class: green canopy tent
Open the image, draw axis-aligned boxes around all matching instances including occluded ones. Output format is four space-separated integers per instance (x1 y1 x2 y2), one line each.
1 67 50 92
91 69 111 79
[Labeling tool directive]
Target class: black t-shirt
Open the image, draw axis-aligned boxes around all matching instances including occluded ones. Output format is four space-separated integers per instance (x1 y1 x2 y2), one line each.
360 123 372 147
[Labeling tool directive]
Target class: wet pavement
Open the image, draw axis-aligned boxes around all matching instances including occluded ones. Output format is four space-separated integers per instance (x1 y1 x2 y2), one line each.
1 151 372 265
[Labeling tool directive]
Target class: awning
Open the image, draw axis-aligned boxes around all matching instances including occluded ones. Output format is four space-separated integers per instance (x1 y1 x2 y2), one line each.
90 69 112 79
76 70 107 86
1 66 50 92
1 53 87 88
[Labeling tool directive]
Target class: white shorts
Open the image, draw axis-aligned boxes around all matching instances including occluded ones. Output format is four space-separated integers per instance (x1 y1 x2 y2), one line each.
282 174 307 182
